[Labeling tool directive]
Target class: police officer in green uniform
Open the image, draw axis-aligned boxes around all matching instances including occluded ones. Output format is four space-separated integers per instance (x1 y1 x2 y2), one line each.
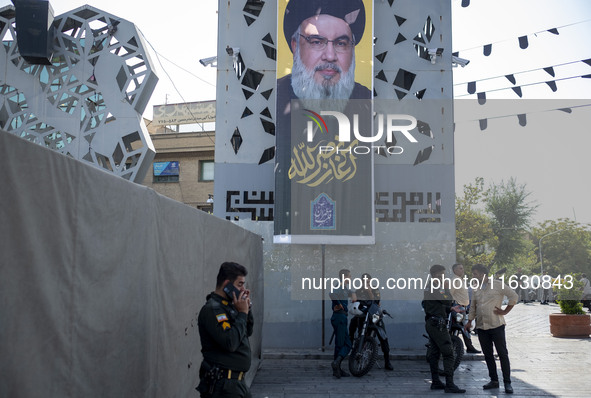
422 264 466 394
197 262 254 398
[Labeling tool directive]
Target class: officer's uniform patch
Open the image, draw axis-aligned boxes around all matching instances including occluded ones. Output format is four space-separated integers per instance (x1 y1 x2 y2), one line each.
222 321 231 330
216 313 228 322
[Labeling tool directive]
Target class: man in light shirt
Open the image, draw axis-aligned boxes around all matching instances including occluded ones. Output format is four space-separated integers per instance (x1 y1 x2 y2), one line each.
465 264 518 395
449 263 481 354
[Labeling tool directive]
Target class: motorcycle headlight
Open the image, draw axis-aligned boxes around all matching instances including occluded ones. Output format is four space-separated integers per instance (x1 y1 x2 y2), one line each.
455 312 464 323
372 314 380 324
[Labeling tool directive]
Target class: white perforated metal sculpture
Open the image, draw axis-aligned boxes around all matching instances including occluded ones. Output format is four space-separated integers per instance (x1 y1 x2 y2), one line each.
0 4 158 182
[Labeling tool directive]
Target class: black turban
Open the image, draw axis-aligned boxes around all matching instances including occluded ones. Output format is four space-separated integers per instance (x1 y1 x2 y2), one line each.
283 0 366 51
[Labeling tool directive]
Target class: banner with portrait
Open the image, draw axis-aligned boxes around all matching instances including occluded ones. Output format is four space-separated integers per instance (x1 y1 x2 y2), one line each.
274 0 374 244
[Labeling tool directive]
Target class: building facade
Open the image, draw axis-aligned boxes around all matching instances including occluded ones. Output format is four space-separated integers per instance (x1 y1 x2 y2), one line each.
141 120 216 213
213 0 456 349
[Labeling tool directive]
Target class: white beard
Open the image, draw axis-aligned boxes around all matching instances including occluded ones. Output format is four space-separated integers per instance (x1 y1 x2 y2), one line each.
291 44 355 112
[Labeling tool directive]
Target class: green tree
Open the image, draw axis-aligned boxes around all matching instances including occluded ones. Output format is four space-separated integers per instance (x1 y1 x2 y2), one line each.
486 177 537 266
532 219 591 276
455 178 497 269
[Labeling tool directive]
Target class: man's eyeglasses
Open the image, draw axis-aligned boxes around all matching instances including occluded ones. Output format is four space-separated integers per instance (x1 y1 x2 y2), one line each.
299 34 354 53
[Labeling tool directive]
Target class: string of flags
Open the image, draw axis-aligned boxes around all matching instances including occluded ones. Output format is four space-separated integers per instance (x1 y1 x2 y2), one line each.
452 1 591 130
454 59 590 87
453 18 591 55
454 103 591 131
454 63 591 99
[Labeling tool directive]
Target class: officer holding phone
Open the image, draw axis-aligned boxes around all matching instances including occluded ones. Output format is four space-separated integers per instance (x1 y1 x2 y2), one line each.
197 262 254 398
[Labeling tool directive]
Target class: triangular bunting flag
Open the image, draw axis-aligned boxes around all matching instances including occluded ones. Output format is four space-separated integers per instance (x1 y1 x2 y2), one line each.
582 74 591 79
479 119 487 130
483 44 492 56
505 74 516 85
462 0 470 7
512 86 523 97
546 81 557 92
558 108 572 113
517 114 527 127
467 81 476 94
477 92 486 105
582 59 591 67
543 67 555 77
547 28 559 35
518 36 529 49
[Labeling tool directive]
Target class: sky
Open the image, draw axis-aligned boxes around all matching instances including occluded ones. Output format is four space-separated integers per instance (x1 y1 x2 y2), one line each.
452 0 591 225
1 0 590 224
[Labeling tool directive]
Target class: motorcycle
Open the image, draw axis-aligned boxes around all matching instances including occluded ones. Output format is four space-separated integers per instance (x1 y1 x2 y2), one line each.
348 301 392 377
423 305 465 372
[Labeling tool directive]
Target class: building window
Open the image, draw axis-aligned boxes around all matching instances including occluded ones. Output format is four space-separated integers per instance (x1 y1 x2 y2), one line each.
153 161 180 183
200 160 214 181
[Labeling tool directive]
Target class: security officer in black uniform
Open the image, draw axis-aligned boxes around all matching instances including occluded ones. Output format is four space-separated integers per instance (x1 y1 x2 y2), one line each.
197 262 254 398
422 264 466 394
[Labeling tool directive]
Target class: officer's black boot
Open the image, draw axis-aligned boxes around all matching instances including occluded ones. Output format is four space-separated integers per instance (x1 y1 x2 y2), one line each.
331 356 344 378
429 358 444 389
384 355 393 371
430 372 445 390
382 339 393 370
444 375 466 394
337 355 350 377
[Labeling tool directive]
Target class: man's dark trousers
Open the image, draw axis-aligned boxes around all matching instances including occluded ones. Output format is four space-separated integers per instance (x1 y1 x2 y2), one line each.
425 320 454 376
331 312 351 359
477 325 511 383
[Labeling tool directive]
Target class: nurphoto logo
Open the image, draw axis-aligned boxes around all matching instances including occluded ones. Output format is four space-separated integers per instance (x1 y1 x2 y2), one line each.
304 110 419 155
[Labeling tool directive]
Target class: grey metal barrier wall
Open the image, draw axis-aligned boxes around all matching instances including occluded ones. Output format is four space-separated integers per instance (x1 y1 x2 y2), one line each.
0 130 263 397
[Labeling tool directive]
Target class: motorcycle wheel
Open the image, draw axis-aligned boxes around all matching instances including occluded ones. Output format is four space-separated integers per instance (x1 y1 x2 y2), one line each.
348 337 378 377
451 335 464 371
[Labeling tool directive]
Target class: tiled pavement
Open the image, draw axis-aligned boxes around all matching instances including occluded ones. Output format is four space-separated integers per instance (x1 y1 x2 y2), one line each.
250 302 591 397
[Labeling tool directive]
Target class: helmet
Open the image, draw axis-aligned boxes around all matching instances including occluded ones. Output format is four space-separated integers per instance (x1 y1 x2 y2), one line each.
349 302 364 316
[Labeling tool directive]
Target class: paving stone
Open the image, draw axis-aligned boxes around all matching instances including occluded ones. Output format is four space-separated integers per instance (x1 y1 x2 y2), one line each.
251 303 591 397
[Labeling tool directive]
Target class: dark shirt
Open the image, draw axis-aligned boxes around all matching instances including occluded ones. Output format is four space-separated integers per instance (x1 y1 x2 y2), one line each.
355 286 381 306
422 284 454 321
198 292 254 372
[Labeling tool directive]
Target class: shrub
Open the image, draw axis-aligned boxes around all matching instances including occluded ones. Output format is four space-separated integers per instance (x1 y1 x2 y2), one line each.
554 274 585 315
